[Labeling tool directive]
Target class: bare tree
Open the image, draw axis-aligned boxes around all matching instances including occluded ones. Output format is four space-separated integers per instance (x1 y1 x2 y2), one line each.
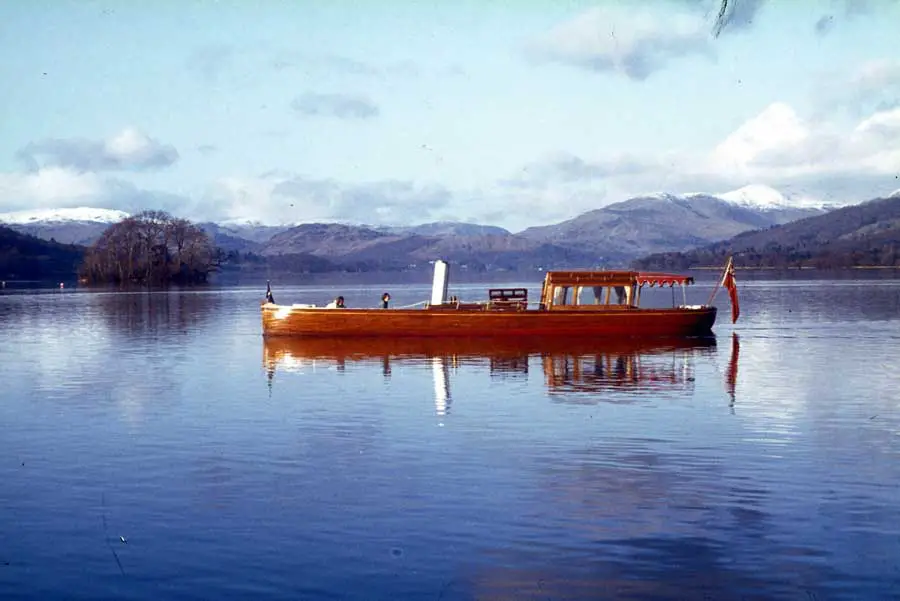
79 212 216 285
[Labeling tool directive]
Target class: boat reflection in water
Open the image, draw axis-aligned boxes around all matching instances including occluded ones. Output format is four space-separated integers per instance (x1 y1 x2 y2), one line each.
541 338 714 401
263 336 724 411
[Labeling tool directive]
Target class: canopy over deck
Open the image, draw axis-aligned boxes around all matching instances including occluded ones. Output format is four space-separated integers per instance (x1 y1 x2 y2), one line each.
542 270 694 288
542 270 638 288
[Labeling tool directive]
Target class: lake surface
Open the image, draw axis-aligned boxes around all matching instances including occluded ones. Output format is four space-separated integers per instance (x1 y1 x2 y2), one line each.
1 276 899 600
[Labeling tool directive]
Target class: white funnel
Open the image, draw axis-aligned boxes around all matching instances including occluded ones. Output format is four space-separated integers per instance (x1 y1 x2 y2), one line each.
430 260 449 305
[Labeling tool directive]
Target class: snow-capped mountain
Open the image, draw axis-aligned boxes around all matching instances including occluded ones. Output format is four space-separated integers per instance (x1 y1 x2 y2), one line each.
0 207 130 245
0 183 838 253
889 188 900 198
0 207 129 225
713 184 825 211
641 184 827 213
518 187 828 260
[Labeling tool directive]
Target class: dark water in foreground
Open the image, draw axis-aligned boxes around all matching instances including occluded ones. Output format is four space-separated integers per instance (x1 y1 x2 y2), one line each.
1 278 899 600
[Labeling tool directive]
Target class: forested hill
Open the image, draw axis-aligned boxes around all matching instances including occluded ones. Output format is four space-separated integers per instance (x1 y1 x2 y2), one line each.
0 225 86 281
632 196 900 270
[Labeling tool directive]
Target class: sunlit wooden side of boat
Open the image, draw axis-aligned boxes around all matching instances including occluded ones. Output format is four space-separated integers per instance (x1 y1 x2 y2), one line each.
261 304 717 338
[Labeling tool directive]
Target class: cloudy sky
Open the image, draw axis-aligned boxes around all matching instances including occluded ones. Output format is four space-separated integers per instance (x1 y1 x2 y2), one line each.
1 0 899 230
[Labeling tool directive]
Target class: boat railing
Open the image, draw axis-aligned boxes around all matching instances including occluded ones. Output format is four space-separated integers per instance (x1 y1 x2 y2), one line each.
392 300 429 309
422 299 549 311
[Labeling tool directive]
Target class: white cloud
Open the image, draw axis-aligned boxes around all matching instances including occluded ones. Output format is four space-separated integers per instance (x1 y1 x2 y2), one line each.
853 59 900 93
701 101 899 190
0 166 196 217
823 59 900 115
711 102 810 170
17 127 179 172
203 172 452 225
854 108 900 141
528 5 712 80
0 167 107 208
0 160 453 226
740 106 900 183
507 101 900 212
485 183 612 231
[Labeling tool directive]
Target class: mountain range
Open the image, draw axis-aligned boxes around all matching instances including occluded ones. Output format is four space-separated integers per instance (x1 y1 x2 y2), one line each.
0 207 130 246
633 194 900 270
0 185 831 271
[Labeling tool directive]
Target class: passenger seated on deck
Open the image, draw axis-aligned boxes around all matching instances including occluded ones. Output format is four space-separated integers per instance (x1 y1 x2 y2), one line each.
614 286 626 305
326 296 346 309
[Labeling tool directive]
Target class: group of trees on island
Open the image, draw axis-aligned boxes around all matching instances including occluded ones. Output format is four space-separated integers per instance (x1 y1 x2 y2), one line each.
79 210 217 285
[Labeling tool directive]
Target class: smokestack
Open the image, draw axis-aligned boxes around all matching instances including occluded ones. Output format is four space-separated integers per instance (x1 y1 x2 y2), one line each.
430 260 449 306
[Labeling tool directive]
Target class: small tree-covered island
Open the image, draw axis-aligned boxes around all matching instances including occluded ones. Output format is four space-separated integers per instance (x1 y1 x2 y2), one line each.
78 210 217 285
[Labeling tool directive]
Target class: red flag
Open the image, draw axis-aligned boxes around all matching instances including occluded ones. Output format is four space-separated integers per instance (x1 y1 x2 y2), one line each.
721 257 740 323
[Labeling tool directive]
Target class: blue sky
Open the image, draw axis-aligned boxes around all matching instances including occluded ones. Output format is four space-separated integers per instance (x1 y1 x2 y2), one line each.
1 0 899 230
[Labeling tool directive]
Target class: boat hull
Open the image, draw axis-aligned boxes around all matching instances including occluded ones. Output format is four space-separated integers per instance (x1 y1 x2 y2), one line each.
261 305 718 339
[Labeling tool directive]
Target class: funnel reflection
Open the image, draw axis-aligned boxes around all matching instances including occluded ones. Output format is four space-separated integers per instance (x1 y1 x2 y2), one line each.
263 336 721 409
432 356 451 416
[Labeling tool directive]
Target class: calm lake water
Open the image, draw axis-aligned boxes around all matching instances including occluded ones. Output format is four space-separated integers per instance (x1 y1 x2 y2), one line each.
1 275 899 600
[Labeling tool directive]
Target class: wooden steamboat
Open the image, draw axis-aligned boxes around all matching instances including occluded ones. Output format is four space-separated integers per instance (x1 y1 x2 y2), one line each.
260 259 738 339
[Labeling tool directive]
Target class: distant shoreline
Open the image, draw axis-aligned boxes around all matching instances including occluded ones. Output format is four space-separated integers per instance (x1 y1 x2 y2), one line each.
4 264 900 292
688 265 900 271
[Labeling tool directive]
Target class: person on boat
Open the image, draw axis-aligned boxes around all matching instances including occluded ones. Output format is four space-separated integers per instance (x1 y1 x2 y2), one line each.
326 296 346 309
381 292 391 309
265 281 275 304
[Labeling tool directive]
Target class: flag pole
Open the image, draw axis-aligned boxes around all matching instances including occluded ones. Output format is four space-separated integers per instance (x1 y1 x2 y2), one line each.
707 256 732 305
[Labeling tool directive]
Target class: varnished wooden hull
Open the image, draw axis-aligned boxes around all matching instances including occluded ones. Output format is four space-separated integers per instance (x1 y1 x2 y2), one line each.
261 305 717 339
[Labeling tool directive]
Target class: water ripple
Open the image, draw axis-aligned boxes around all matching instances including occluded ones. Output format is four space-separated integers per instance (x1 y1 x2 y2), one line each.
1 282 899 599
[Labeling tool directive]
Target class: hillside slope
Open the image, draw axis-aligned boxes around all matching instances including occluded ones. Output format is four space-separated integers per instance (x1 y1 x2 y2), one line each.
261 224 599 271
632 196 900 269
519 193 823 260
0 225 86 281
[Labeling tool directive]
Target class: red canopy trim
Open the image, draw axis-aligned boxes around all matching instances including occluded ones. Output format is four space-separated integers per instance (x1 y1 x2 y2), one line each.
636 273 695 287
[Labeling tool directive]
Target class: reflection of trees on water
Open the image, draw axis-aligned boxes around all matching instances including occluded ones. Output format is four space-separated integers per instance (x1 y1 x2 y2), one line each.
2 290 224 422
94 290 224 338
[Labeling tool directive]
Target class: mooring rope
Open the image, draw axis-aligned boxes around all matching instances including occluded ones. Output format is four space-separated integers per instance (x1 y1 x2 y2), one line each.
392 300 429 309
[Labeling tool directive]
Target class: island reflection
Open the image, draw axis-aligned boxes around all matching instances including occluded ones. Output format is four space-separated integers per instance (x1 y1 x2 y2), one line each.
263 336 722 408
